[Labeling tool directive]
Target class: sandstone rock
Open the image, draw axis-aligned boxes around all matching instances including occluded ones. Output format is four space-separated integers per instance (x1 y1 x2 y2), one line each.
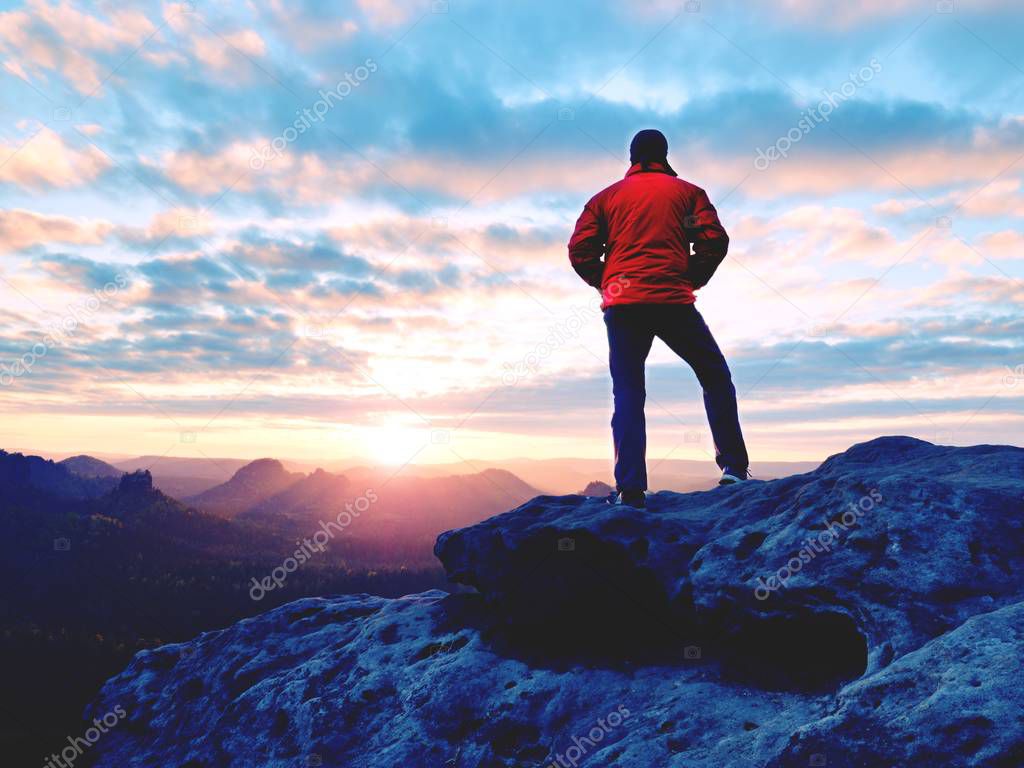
436 437 1024 681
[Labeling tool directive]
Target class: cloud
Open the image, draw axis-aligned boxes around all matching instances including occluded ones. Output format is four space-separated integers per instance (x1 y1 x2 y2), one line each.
192 29 268 74
730 206 912 269
0 209 112 253
911 275 1024 308
873 178 1024 221
262 0 359 51
746 0 1019 28
977 230 1024 259
151 1 272 81
136 254 239 301
153 141 255 196
0 1 157 94
35 253 127 290
112 208 217 253
27 0 155 50
2 58 30 82
0 126 110 189
153 143 411 205
356 0 418 28
228 230 374 272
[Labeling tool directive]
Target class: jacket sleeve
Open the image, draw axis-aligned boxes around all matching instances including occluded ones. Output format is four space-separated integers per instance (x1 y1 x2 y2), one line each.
567 197 606 288
684 188 730 289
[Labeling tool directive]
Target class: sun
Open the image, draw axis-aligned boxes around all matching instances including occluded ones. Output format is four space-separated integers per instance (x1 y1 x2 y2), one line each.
364 422 428 466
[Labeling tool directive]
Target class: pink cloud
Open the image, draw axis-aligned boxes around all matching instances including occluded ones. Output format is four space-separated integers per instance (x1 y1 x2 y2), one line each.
154 142 256 195
976 229 1024 259
0 1 157 94
265 0 358 51
148 208 214 239
27 0 155 50
729 206 922 274
874 178 1024 219
155 2 269 79
0 208 112 253
116 209 216 246
356 0 418 28
156 144 390 201
3 58 29 81
732 145 1024 199
957 179 1024 218
140 48 188 67
912 275 1024 308
192 29 267 74
0 126 110 189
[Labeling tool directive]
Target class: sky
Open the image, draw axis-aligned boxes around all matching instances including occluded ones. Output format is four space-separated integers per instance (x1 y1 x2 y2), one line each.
0 0 1022 472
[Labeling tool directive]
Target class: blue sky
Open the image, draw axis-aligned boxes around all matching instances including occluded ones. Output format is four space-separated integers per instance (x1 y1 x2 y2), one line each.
0 0 1022 467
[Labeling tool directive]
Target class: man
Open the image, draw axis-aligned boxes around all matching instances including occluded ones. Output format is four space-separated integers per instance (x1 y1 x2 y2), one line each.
568 129 749 508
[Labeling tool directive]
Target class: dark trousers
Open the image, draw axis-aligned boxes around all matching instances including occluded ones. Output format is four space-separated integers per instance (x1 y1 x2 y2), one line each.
604 303 748 492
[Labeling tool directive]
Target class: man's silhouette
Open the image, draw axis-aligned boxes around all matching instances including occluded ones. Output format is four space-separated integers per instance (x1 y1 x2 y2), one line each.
568 129 748 508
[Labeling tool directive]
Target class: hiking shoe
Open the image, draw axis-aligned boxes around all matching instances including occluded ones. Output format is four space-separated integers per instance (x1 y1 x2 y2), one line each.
719 467 749 486
605 490 647 509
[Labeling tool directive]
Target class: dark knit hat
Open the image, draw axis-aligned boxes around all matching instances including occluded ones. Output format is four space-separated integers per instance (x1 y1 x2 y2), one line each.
629 129 677 175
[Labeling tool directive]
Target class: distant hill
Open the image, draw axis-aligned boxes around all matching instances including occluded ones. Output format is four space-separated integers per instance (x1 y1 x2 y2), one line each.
0 450 118 500
184 461 547 562
300 465 544 548
0 453 282 560
199 461 544 545
240 467 352 526
579 480 613 497
58 455 123 479
186 459 302 519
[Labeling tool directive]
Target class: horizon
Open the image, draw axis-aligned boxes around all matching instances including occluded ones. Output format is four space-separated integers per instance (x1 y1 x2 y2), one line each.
8 423 1022 468
3 0 1023 472
13 442 828 472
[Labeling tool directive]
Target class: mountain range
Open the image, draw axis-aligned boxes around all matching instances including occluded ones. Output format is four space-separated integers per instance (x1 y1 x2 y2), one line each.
183 458 544 562
30 448 822 499
13 449 545 567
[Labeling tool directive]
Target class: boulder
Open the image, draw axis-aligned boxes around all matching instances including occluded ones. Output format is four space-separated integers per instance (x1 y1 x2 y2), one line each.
435 437 1024 681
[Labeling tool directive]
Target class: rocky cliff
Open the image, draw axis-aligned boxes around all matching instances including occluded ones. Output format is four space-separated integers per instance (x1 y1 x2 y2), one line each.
85 437 1024 767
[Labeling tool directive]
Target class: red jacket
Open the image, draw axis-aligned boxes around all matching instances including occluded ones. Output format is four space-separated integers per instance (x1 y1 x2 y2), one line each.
568 162 730 308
